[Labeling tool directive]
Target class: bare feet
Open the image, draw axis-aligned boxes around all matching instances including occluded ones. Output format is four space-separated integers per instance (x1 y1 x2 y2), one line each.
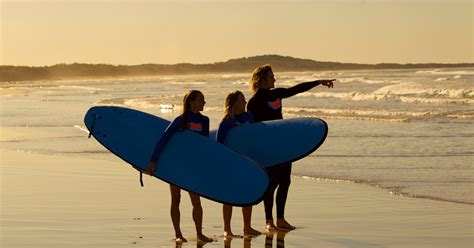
175 236 188 242
243 227 262 237
276 218 295 231
197 234 214 243
265 220 277 232
224 231 243 239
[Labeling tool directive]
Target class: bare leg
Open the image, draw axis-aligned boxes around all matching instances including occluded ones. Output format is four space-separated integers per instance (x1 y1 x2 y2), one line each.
188 192 213 242
264 165 279 231
169 184 187 242
223 204 235 237
276 163 295 231
242 206 261 236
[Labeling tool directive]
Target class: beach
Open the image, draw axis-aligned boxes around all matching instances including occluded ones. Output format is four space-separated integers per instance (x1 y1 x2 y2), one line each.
1 148 472 248
1 69 473 247
3 0 473 245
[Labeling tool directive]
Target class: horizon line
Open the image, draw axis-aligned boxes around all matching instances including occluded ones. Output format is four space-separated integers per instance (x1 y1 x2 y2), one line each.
2 54 474 67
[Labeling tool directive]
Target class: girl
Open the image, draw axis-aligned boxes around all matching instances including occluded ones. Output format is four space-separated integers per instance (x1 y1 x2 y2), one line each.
147 90 213 243
247 64 335 231
216 91 261 238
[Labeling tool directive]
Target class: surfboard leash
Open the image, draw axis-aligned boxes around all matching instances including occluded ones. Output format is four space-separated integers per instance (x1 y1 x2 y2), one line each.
139 171 144 187
88 114 101 138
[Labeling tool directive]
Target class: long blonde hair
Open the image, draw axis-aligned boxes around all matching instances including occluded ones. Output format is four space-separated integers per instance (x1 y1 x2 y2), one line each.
250 64 273 92
223 90 244 118
182 90 203 127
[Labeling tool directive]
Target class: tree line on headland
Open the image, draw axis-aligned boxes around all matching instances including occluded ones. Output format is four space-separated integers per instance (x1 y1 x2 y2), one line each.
1 55 473 82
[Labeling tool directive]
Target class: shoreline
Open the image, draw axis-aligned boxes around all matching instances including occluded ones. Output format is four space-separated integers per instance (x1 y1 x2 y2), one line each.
2 146 472 206
1 149 472 247
292 175 474 206
1 66 473 84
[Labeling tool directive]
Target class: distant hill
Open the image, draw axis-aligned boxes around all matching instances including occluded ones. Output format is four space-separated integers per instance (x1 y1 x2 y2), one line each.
1 55 473 82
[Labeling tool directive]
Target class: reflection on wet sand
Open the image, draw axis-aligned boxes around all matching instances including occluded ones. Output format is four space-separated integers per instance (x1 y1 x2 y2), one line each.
219 229 289 248
265 230 287 248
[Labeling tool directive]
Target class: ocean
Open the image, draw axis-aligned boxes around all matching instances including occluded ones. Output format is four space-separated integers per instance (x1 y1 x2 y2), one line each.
1 68 472 205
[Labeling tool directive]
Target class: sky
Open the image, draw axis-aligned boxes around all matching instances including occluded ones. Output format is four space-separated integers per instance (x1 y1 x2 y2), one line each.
1 0 473 66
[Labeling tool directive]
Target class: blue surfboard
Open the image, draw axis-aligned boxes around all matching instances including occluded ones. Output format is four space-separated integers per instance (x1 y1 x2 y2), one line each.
84 106 269 206
210 118 328 167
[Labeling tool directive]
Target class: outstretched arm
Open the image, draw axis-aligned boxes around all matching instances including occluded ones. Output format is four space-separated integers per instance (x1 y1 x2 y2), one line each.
281 79 335 98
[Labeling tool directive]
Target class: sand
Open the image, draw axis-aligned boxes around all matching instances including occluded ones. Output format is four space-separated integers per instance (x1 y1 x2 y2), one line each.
1 148 472 248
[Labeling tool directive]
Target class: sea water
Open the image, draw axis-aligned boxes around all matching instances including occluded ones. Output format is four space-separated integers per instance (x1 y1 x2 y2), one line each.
1 68 472 204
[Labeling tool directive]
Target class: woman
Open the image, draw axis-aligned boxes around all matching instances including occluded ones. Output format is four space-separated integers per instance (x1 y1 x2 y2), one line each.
147 90 213 243
216 90 261 238
247 64 335 231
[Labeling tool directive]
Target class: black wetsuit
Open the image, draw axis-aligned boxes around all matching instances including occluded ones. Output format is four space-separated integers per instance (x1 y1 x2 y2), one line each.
247 80 321 220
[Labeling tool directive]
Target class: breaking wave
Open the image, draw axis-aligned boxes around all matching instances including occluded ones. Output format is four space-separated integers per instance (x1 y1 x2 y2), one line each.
415 69 474 75
283 107 474 121
298 82 474 104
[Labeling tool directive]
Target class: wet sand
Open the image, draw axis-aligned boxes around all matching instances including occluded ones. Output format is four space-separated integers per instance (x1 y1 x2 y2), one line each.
1 148 472 248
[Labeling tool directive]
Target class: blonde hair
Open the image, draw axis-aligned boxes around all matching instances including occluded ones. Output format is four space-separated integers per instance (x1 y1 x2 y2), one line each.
182 90 203 127
250 64 273 92
223 90 244 118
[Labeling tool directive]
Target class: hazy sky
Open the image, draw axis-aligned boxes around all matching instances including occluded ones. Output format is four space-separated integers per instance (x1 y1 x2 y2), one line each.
1 0 472 66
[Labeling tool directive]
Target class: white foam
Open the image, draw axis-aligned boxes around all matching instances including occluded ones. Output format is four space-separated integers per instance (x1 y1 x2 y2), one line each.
123 99 162 109
416 69 443 74
221 74 245 78
169 81 207 85
73 125 89 134
159 103 174 110
58 85 104 91
298 91 396 101
311 71 345 77
374 83 474 99
202 106 224 112
231 80 248 85
415 69 474 75
399 96 474 104
284 107 442 122
96 93 184 110
447 114 474 120
3 85 104 92
284 111 409 122
275 73 389 86
337 77 388 84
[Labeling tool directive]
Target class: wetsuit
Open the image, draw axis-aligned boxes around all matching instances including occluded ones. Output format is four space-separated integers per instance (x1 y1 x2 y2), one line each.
150 112 209 164
247 80 321 220
216 112 254 144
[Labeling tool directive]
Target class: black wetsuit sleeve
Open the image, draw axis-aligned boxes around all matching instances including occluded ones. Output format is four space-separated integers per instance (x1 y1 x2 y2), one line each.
278 81 321 98
150 116 183 163
216 117 232 143
202 116 210 137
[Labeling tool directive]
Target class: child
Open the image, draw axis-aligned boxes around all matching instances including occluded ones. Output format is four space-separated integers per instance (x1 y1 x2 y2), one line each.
216 90 261 238
147 90 213 243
